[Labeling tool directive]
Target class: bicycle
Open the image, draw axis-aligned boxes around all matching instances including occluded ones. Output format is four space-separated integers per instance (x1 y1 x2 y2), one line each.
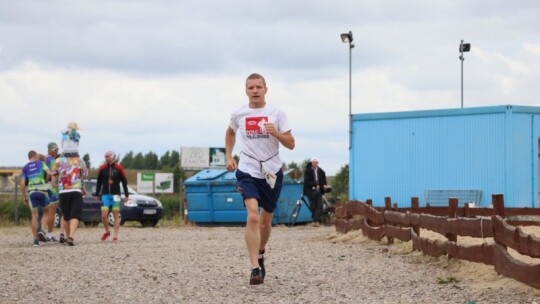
288 186 335 226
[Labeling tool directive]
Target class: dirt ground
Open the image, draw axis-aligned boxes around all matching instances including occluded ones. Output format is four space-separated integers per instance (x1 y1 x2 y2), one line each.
1 224 539 304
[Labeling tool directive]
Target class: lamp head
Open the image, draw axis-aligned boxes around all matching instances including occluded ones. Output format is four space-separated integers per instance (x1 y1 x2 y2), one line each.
340 31 353 43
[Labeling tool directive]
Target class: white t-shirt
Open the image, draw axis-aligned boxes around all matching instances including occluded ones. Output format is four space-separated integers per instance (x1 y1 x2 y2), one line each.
229 103 291 179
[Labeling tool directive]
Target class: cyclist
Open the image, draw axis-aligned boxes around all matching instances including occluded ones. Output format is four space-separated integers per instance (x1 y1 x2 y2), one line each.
21 150 52 247
94 151 129 242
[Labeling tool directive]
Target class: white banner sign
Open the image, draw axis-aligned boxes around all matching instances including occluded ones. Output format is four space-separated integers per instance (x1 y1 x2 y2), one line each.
137 173 174 194
181 147 226 169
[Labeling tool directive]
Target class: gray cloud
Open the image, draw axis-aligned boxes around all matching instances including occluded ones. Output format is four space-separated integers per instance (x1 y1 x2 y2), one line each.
1 0 540 174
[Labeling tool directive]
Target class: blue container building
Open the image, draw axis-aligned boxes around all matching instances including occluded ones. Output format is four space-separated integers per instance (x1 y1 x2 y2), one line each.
184 169 311 224
350 105 540 208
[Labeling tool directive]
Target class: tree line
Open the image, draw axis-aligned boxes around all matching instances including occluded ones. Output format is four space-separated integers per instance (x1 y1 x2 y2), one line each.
83 150 180 170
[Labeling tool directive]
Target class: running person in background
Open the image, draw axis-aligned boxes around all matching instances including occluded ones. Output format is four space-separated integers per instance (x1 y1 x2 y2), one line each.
225 73 295 285
94 151 129 242
20 150 52 247
45 142 64 242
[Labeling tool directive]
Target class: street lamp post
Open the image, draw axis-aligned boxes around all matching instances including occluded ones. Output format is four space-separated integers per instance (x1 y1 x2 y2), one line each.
341 31 354 149
459 40 471 108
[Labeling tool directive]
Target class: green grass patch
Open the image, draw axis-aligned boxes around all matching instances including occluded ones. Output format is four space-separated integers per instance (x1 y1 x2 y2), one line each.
0 200 31 226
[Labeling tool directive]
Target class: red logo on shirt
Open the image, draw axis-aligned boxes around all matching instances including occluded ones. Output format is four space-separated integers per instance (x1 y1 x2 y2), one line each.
245 116 268 135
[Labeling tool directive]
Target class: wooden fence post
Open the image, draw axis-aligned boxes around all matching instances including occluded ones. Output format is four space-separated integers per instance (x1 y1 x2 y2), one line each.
492 194 506 250
14 175 19 225
365 199 373 227
464 202 471 218
385 197 394 244
411 197 420 236
446 198 458 243
492 194 505 218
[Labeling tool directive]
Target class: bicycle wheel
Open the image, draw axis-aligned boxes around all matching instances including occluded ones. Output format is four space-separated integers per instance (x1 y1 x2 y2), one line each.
288 201 303 227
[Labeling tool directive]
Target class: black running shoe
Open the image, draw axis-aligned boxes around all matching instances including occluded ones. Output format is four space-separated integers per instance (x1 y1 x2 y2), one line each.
59 233 66 244
249 267 263 285
38 231 48 242
258 249 266 279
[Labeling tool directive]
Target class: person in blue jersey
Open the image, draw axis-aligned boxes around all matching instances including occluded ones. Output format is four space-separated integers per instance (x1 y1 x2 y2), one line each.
20 150 52 247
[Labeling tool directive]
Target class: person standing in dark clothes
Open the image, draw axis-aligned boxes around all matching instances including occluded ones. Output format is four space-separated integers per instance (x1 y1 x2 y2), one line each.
94 151 129 242
303 157 327 222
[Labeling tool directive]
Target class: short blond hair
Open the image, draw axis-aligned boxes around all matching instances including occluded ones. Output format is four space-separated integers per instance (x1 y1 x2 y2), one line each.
245 73 266 87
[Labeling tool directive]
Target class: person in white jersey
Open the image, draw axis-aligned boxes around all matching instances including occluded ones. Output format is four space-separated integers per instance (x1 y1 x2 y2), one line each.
225 73 295 285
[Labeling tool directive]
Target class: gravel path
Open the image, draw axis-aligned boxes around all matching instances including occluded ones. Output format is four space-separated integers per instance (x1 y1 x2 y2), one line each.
0 224 538 304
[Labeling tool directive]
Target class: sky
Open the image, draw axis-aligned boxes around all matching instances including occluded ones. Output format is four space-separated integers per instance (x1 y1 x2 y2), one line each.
1 1 540 175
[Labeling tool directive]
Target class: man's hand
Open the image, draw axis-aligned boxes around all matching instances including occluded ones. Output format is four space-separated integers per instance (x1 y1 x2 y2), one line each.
225 127 237 172
264 125 295 150
264 122 277 136
23 197 29 205
226 156 237 172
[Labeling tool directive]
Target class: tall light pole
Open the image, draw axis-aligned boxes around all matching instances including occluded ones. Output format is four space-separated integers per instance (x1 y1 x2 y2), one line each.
341 31 354 149
459 40 471 108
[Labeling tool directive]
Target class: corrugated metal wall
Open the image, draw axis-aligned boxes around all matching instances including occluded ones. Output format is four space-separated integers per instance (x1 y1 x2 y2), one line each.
350 106 540 208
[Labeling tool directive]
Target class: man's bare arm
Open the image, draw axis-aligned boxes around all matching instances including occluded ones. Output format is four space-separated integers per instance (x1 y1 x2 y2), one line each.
225 127 237 172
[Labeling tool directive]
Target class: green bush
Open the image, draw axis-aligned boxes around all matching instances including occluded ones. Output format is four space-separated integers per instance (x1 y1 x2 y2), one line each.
0 200 31 224
154 194 183 220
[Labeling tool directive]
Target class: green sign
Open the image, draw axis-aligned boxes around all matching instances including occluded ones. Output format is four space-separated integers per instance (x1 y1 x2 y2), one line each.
141 173 155 181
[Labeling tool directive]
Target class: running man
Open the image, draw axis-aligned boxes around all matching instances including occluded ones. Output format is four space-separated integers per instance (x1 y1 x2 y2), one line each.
225 73 295 285
21 150 52 247
94 151 129 242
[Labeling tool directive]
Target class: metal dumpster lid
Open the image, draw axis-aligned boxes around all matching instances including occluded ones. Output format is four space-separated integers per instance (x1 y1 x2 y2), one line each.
219 171 237 180
187 169 228 181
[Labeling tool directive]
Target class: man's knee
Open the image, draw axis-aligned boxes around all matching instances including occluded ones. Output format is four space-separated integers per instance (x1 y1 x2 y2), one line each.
246 213 259 225
260 219 272 231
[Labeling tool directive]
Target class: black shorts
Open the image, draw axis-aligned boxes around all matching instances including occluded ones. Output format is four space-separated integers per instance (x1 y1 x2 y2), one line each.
235 169 283 213
59 191 83 221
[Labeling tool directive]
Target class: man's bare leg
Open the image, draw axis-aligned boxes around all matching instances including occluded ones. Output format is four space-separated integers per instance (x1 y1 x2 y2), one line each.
113 211 120 239
259 209 273 252
244 198 261 268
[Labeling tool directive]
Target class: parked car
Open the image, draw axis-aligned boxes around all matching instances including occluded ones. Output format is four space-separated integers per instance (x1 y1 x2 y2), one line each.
54 179 163 227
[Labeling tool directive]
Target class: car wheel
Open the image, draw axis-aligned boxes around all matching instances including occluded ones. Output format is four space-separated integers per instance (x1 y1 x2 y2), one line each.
140 220 158 227
108 211 121 227
54 209 62 228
